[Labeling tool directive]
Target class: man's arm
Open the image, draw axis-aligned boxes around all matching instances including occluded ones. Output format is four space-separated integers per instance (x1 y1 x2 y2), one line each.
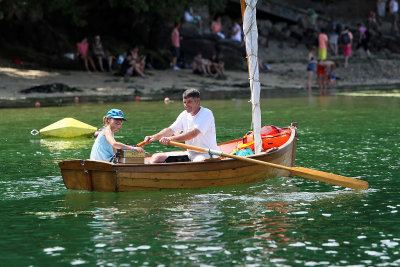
144 128 175 144
159 128 200 145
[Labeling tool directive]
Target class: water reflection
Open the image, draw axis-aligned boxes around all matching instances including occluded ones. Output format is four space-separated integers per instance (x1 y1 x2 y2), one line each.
38 138 92 163
39 138 92 152
259 202 292 245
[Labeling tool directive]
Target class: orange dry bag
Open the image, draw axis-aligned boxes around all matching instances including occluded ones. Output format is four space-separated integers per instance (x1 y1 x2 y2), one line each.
237 125 291 151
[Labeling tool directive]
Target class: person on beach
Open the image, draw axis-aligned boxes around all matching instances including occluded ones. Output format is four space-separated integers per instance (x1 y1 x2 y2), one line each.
340 27 353 68
210 51 226 78
231 21 242 42
144 88 218 163
305 47 317 91
328 23 339 56
184 7 202 31
211 17 225 39
356 24 371 57
120 54 145 78
307 9 319 30
171 22 182 71
90 109 144 162
76 37 97 72
368 11 378 30
377 0 387 24
390 0 399 32
317 60 337 95
129 46 146 75
318 28 328 60
92 35 113 72
192 53 212 76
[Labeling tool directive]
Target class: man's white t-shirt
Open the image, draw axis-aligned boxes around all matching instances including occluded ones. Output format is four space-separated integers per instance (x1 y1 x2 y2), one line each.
169 107 218 161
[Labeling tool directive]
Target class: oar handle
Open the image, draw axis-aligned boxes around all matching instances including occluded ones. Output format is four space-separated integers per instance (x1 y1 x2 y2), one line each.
169 141 207 153
136 141 147 147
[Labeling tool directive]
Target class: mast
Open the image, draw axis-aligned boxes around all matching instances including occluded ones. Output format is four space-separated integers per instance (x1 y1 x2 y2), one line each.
240 0 262 154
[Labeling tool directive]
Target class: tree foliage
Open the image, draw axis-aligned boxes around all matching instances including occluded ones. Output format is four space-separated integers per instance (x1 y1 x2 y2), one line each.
0 0 228 25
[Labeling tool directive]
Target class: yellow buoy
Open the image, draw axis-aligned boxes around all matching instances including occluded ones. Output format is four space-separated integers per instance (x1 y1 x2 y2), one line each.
38 118 97 138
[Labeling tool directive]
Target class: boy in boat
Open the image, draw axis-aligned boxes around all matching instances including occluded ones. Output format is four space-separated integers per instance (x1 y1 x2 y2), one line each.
144 88 218 163
90 109 144 162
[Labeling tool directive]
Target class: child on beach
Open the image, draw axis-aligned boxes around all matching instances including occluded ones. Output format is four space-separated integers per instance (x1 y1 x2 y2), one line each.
90 109 144 162
305 47 317 91
317 60 338 96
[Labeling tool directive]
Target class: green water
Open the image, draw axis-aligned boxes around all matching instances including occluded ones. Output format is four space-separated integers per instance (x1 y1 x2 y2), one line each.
0 96 399 266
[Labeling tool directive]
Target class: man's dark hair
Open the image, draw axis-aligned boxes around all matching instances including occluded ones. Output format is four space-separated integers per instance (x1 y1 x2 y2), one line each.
183 88 200 99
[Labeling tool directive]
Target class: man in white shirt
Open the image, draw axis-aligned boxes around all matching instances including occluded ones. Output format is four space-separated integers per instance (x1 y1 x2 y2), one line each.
144 88 218 163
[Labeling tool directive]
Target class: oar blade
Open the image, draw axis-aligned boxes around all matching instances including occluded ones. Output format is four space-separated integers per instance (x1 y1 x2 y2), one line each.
292 167 369 190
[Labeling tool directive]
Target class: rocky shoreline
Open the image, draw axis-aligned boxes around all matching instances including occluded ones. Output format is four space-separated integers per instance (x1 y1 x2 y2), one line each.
1 53 400 108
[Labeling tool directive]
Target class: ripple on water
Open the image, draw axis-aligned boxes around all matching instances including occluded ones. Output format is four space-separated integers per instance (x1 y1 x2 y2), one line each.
0 176 65 200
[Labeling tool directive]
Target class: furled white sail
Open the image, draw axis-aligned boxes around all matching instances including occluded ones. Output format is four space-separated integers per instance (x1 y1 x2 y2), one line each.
242 0 262 154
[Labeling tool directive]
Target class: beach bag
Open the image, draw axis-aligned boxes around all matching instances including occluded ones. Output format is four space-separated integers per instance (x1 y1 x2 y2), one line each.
341 32 350 45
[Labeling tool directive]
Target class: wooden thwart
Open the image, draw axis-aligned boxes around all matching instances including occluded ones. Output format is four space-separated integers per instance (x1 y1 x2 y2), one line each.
168 141 369 190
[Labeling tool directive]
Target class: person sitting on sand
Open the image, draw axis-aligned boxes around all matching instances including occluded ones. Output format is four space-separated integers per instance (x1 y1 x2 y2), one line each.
90 109 144 162
192 53 212 76
120 52 146 78
76 37 97 73
128 46 146 76
210 51 226 78
120 54 133 77
143 88 217 163
92 35 113 72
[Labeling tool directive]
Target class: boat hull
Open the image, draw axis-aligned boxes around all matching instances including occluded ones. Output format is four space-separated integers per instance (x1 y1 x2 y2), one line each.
59 125 297 192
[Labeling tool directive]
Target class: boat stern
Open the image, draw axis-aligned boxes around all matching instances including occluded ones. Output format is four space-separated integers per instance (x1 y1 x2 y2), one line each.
59 160 118 192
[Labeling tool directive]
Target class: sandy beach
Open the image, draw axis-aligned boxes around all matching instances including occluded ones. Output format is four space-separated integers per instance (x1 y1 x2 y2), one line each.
1 55 400 108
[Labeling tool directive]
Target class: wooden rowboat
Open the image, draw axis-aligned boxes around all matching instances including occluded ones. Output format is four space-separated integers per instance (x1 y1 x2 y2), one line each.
58 123 297 192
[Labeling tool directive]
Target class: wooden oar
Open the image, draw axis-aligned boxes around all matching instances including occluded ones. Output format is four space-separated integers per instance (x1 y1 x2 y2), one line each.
168 141 369 190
